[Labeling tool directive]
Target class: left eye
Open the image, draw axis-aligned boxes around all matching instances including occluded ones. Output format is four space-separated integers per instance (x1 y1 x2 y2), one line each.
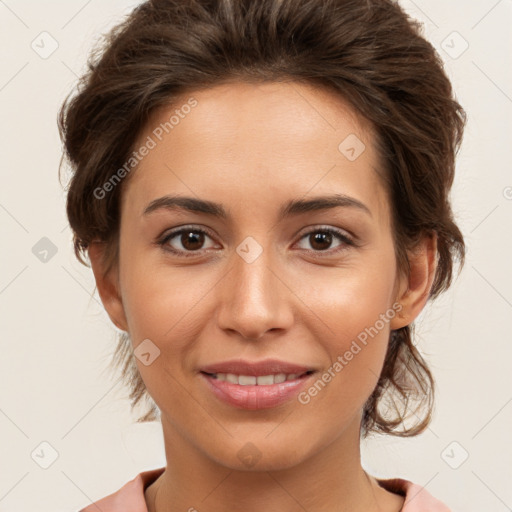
296 227 354 253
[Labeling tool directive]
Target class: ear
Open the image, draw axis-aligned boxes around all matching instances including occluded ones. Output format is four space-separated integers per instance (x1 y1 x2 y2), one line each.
389 232 438 330
88 241 128 332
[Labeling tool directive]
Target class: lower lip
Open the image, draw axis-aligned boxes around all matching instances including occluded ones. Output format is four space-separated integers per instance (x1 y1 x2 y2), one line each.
199 372 315 410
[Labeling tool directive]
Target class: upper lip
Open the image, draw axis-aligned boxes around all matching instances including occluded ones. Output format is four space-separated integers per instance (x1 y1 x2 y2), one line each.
199 358 316 377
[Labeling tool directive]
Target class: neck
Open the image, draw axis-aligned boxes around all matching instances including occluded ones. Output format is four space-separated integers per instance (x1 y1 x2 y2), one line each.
145 414 404 512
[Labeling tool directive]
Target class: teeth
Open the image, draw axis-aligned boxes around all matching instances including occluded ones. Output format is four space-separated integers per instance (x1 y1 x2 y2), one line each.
225 373 238 384
257 375 275 385
239 375 257 385
212 372 304 385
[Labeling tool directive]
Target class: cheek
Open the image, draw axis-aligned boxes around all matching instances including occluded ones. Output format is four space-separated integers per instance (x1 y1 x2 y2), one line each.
119 231 181 333
299 295 394 421
121 270 201 342
304 255 396 341
119 241 218 361
118 262 207 409
303 255 397 404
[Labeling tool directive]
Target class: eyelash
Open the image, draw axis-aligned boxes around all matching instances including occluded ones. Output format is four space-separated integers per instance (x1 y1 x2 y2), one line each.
156 225 355 258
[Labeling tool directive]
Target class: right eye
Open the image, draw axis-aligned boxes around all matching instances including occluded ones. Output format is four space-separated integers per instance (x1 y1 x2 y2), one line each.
157 226 218 257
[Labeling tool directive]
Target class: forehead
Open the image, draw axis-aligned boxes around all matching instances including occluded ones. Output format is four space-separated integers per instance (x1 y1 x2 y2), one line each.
122 80 389 223
142 80 373 154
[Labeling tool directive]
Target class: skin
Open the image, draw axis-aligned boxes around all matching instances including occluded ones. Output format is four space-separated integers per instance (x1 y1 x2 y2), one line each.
89 80 437 512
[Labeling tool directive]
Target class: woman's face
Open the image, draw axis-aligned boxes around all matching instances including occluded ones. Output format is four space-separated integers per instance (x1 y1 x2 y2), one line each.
112 81 408 470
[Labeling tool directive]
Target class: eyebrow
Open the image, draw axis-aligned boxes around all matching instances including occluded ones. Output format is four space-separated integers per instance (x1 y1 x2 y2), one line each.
142 193 372 219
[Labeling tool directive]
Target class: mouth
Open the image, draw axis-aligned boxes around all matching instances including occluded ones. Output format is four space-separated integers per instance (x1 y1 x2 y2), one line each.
199 369 317 410
200 370 315 386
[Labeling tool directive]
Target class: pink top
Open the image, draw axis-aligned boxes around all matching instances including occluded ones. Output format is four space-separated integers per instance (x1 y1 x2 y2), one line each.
78 467 451 511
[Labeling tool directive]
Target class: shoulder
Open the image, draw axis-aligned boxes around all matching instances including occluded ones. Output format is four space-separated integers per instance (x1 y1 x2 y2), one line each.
78 467 165 512
376 477 452 511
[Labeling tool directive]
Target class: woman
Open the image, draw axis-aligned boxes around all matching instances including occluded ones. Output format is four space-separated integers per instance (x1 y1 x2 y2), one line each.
58 0 465 510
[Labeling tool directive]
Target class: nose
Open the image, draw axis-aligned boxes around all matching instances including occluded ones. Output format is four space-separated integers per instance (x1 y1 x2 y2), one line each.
215 246 294 341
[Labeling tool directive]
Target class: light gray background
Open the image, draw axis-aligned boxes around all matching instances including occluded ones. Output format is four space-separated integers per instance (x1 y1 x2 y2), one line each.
1 1 511 511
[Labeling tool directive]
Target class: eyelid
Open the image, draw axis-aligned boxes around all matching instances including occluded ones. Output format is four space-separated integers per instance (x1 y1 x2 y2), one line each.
298 224 354 242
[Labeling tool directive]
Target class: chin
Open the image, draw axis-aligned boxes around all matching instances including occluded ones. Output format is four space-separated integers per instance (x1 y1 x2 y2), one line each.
204 437 311 472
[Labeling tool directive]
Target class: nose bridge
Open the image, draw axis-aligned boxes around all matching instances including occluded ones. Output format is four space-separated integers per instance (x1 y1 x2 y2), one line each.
216 239 292 339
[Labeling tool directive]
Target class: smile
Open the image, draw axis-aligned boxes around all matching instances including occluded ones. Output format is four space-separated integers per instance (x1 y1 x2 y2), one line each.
200 371 316 409
203 371 314 385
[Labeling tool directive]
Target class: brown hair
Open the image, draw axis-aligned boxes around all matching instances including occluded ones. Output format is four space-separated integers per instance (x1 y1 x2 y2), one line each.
58 0 466 437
